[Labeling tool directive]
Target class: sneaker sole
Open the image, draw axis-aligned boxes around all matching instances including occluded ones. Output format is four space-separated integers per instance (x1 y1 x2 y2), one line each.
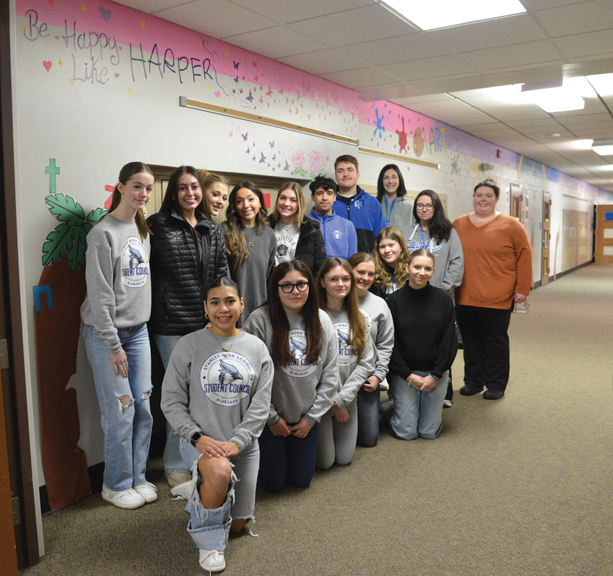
199 559 226 572
101 492 146 510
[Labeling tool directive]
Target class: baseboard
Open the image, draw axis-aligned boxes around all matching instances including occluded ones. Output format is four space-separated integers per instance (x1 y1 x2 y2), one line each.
548 260 593 284
39 429 166 516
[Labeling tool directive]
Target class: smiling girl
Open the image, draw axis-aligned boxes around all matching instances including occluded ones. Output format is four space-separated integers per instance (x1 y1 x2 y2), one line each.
315 258 374 469
372 226 410 298
198 170 229 220
384 249 458 440
224 181 276 324
147 166 228 488
81 162 156 510
161 277 273 573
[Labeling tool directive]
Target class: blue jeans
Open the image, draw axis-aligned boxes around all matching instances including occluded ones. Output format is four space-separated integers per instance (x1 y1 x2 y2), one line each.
316 400 358 469
257 423 318 492
83 323 153 491
179 439 259 551
385 371 448 440
357 386 380 447
152 333 190 475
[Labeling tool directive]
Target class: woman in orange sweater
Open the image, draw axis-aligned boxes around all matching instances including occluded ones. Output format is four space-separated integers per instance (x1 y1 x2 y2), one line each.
453 179 532 400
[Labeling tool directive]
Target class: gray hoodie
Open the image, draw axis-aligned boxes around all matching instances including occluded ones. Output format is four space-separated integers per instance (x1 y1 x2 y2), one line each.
80 215 151 353
243 307 338 427
403 224 464 292
324 308 376 410
161 328 273 451
358 292 394 384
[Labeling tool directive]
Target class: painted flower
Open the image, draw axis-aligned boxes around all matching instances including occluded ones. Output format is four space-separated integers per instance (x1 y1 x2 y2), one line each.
292 151 306 169
310 151 325 173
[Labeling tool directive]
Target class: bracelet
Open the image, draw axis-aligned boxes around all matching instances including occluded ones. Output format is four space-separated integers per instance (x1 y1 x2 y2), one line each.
232 442 241 454
408 375 414 385
429 374 439 382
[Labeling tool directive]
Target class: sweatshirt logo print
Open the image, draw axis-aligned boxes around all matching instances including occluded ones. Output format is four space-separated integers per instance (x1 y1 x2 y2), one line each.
333 230 343 239
334 322 358 367
121 237 149 288
201 352 255 406
281 330 318 378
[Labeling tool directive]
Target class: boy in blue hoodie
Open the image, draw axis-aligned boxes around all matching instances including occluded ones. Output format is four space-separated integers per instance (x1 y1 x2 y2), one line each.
333 155 386 254
307 176 358 261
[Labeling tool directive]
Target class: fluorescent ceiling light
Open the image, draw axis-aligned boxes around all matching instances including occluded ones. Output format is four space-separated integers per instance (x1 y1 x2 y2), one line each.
379 0 526 30
525 87 584 113
592 140 613 156
586 73 613 97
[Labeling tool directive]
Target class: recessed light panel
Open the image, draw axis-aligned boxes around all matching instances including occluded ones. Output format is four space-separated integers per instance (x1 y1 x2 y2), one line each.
380 0 526 30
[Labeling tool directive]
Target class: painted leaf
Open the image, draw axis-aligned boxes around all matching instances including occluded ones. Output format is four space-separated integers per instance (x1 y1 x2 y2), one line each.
42 223 74 266
67 225 87 273
45 194 86 227
87 207 107 225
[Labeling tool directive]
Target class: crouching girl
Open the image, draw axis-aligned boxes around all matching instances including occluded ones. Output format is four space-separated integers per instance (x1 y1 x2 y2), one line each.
161 277 273 573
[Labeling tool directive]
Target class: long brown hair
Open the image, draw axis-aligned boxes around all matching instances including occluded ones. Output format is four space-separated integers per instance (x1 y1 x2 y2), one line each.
105 161 153 241
159 165 205 217
373 227 410 292
266 260 322 366
224 181 268 271
317 257 367 358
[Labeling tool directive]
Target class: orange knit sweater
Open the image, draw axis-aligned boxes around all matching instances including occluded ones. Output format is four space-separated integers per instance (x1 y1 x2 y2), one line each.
453 213 532 309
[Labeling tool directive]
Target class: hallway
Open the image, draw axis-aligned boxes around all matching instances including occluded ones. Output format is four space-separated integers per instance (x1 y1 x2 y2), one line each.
21 264 613 576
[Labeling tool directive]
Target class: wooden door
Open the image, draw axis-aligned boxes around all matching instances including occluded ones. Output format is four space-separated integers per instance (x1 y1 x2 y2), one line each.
595 205 613 263
541 197 551 286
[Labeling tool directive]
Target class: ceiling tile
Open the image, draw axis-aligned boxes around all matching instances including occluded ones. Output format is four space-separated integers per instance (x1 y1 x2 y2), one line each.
402 100 496 125
533 0 613 37
555 29 613 59
229 0 373 25
153 0 276 37
427 14 545 53
461 40 563 71
338 33 448 67
288 4 413 48
519 0 587 9
320 68 401 91
380 56 475 81
223 26 327 59
278 50 364 76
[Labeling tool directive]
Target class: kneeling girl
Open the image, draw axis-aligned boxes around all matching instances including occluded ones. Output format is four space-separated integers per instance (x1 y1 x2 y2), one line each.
161 277 273 573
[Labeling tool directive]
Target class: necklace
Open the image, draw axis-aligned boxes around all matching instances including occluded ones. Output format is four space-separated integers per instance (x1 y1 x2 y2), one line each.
208 327 239 354
279 224 295 240
245 227 256 247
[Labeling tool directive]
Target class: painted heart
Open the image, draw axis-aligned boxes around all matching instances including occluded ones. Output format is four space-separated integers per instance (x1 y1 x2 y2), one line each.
47 0 55 5
229 132 233 137
99 7 111 22
55 35 59 40
118 46 122 50
114 73 120 79
42 61 52 72
214 91 220 98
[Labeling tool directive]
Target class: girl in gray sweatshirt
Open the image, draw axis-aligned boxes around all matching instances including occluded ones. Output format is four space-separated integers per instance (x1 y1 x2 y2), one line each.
80 162 156 511
161 277 273 574
315 258 375 470
243 260 338 493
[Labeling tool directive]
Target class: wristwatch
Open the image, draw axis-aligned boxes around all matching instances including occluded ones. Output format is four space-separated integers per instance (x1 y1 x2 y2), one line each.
190 431 203 447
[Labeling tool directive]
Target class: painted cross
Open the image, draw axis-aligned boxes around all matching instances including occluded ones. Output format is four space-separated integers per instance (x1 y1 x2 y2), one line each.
45 159 60 195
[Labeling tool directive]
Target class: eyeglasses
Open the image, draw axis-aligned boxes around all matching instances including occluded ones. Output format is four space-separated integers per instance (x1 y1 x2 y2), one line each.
278 281 309 293
416 203 434 210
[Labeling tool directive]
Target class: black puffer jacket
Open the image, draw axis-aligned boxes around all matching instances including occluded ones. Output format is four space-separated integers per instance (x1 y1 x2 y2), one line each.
147 209 228 335
268 216 327 277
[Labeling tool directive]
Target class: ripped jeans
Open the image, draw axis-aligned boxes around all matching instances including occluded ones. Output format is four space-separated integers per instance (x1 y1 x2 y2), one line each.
83 323 153 492
179 439 259 551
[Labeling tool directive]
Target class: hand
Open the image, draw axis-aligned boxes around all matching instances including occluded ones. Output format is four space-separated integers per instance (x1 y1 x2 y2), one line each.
420 375 437 392
219 441 240 457
331 403 350 423
407 374 424 390
110 349 129 378
270 417 291 437
195 435 229 458
514 293 528 303
362 376 380 393
290 418 312 438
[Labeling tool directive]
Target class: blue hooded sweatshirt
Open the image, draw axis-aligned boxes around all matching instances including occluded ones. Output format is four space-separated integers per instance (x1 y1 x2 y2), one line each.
306 209 358 261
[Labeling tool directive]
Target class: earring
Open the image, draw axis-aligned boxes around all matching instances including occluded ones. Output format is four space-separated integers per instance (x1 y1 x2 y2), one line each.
240 310 244 316
205 312 209 319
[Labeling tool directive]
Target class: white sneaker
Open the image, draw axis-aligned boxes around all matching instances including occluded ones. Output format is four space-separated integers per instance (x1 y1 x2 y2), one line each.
166 472 192 487
170 480 192 501
102 485 146 510
134 481 158 503
199 549 225 572
443 399 452 408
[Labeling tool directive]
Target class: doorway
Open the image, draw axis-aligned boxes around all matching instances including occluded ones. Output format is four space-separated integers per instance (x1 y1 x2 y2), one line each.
541 194 551 286
595 205 613 263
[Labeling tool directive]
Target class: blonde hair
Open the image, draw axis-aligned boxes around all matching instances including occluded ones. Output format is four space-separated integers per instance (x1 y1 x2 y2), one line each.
272 182 306 227
373 227 410 292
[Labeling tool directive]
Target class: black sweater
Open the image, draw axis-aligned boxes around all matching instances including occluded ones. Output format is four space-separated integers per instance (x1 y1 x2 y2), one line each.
268 216 327 277
147 209 228 335
387 283 457 380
